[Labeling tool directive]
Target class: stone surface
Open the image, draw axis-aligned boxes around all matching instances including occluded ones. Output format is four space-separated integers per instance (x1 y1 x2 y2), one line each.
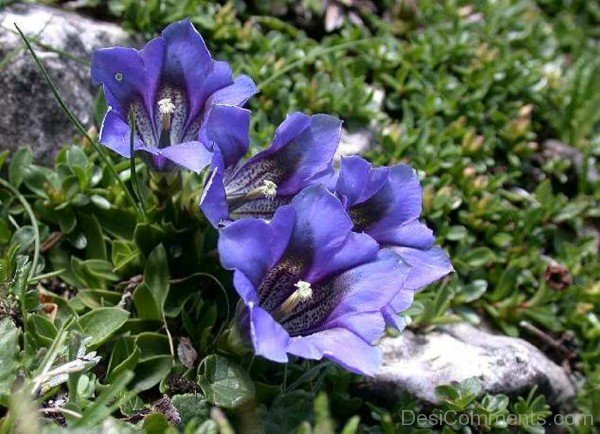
334 127 373 161
334 85 384 160
0 3 132 164
369 323 577 409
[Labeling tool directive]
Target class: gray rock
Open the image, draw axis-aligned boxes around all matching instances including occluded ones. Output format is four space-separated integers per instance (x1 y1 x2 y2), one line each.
370 323 577 409
334 127 373 161
334 85 384 160
0 3 132 164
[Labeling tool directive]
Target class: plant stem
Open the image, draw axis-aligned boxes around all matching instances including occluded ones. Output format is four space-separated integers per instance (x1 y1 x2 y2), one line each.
129 113 148 221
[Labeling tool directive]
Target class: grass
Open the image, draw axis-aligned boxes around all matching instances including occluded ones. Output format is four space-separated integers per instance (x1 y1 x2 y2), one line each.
0 0 598 432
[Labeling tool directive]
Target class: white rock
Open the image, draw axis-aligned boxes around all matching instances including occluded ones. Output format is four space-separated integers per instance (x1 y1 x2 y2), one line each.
370 323 577 409
0 3 132 163
334 127 373 161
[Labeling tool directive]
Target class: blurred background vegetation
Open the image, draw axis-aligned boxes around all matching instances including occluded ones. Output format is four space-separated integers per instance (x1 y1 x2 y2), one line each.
0 0 599 432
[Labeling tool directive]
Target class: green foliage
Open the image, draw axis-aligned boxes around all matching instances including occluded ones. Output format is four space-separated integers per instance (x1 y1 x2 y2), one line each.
0 318 20 407
197 355 255 409
1 0 599 432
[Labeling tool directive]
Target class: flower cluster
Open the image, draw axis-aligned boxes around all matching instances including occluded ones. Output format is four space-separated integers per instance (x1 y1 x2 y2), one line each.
93 19 452 375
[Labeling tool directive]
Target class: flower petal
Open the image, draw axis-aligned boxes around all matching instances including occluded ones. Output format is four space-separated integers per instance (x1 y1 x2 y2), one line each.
99 110 142 157
233 271 259 304
323 311 385 344
205 75 258 108
386 287 415 315
391 246 453 291
369 219 435 250
248 303 290 363
240 113 342 196
348 164 423 238
159 141 213 173
287 186 378 283
326 248 411 321
218 217 276 286
91 47 148 117
200 105 251 168
382 305 407 331
200 162 230 227
218 206 295 286
229 196 292 221
135 145 172 171
160 19 212 91
287 328 382 375
336 156 387 206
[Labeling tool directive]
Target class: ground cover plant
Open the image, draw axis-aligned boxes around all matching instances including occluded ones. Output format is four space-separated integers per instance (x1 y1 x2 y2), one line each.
0 0 599 433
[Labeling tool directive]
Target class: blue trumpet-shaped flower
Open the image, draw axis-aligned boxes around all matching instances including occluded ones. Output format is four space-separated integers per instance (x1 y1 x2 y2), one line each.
91 19 257 172
218 185 412 375
200 112 342 227
335 156 453 329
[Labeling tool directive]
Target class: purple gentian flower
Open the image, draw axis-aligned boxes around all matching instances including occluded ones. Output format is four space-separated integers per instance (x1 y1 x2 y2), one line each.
91 19 257 172
200 112 342 227
218 185 412 375
335 156 453 329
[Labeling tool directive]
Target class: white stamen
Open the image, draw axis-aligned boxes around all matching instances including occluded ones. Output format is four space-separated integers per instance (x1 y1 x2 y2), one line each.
293 280 313 300
244 180 278 201
158 97 175 115
273 280 313 319
260 180 277 199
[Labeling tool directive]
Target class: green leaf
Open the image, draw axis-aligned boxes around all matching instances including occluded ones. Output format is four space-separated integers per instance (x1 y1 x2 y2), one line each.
0 318 20 406
462 247 496 268
0 150 9 170
73 370 133 428
135 332 171 360
261 391 314 434
56 208 77 234
341 416 360 434
144 244 170 311
435 384 460 401
75 289 122 309
134 223 166 256
79 212 107 260
93 207 137 239
111 239 140 273
71 258 119 288
10 226 35 254
134 244 170 320
27 314 58 346
108 346 141 383
131 356 172 392
198 355 255 409
171 394 210 427
78 307 129 347
8 148 32 188
133 283 161 321
456 280 488 303
143 412 172 434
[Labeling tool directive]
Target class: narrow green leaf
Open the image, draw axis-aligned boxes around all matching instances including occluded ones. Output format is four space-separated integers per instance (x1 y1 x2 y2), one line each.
144 244 170 312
